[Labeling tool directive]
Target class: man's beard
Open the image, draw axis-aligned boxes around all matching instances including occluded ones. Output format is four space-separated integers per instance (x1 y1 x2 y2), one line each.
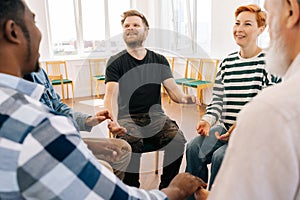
123 33 145 49
126 40 143 49
265 17 289 77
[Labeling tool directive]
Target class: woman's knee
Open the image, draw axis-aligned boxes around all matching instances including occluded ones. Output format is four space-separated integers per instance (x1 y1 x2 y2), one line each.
186 136 203 153
212 149 225 163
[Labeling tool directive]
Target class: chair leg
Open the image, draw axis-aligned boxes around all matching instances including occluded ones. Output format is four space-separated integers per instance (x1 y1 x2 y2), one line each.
90 79 94 97
155 151 159 174
95 81 100 98
196 87 202 111
66 83 69 99
61 84 65 102
71 83 75 103
181 84 185 94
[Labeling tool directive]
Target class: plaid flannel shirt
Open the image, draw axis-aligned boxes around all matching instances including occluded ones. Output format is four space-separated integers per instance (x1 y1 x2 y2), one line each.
0 73 167 200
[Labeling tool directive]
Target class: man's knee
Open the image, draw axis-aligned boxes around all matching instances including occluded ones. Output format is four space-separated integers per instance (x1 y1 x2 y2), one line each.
122 140 132 152
114 138 132 152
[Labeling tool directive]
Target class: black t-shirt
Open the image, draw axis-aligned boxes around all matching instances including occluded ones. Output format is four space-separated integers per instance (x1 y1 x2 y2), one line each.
105 49 173 118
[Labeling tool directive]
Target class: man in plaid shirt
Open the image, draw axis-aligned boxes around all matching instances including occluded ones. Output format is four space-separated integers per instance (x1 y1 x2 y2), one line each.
0 0 206 199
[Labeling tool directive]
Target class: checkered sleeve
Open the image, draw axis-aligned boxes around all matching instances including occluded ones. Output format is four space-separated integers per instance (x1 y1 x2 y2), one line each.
17 115 167 200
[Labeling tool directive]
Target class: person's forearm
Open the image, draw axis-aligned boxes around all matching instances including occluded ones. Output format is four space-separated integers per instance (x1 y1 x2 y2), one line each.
169 92 185 103
74 112 92 131
166 85 186 104
104 96 118 122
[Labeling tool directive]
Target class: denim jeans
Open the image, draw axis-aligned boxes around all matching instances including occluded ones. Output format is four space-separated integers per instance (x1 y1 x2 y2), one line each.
185 125 227 199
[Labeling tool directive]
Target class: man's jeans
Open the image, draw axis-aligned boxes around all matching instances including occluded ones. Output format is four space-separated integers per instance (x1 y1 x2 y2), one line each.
185 125 227 195
118 112 186 189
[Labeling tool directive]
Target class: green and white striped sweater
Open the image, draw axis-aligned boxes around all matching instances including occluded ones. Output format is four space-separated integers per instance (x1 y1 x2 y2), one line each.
202 51 281 129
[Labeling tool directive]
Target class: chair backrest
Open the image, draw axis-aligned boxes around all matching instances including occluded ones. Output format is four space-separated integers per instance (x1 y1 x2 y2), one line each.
166 57 175 73
88 58 107 77
45 61 68 79
199 58 219 82
48 75 63 83
185 58 202 79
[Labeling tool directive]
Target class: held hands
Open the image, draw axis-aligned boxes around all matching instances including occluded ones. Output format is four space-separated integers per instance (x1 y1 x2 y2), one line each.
215 123 236 141
196 120 211 136
107 120 127 137
161 173 207 200
85 109 113 127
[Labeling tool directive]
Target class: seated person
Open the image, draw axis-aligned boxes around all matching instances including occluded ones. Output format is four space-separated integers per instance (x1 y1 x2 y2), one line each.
24 68 131 180
104 9 197 189
185 4 281 195
0 1 207 199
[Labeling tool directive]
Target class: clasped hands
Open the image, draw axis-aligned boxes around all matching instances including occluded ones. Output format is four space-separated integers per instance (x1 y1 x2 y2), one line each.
85 109 127 137
84 109 127 162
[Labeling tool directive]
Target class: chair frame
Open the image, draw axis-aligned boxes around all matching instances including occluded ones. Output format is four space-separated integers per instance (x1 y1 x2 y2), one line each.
176 58 202 94
183 58 219 103
195 58 219 102
45 61 74 102
88 58 107 98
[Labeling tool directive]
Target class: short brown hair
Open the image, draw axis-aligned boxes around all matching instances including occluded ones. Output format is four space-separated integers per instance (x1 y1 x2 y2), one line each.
121 10 149 29
235 4 267 28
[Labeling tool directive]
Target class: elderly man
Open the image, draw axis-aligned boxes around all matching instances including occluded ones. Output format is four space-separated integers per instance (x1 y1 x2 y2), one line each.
200 0 300 199
0 0 207 199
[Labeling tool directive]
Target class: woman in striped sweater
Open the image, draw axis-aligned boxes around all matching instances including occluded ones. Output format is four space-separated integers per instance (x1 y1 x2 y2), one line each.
185 4 281 194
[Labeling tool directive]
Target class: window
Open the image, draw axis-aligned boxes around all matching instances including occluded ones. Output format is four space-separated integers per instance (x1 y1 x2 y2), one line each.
159 0 211 56
81 0 106 53
196 0 211 55
107 0 130 54
146 0 211 57
47 0 78 56
46 0 211 57
47 0 130 57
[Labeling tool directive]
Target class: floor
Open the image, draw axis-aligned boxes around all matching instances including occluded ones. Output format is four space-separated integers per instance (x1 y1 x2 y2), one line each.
65 94 206 190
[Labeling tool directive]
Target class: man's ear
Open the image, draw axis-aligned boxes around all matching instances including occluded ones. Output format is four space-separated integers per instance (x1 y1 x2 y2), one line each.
286 0 300 29
3 20 22 44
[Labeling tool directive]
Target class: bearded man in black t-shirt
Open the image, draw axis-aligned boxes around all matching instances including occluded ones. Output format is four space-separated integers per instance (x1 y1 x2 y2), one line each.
104 9 197 189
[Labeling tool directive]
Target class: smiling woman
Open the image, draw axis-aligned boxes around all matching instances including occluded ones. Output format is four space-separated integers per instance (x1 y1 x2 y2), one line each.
185 3 281 193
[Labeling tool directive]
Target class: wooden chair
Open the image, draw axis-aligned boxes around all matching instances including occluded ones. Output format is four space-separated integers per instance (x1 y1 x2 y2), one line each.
45 61 74 102
89 58 107 98
175 58 201 94
183 58 219 103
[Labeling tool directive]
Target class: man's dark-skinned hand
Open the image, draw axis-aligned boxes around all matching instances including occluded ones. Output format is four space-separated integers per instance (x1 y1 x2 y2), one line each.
161 173 207 200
